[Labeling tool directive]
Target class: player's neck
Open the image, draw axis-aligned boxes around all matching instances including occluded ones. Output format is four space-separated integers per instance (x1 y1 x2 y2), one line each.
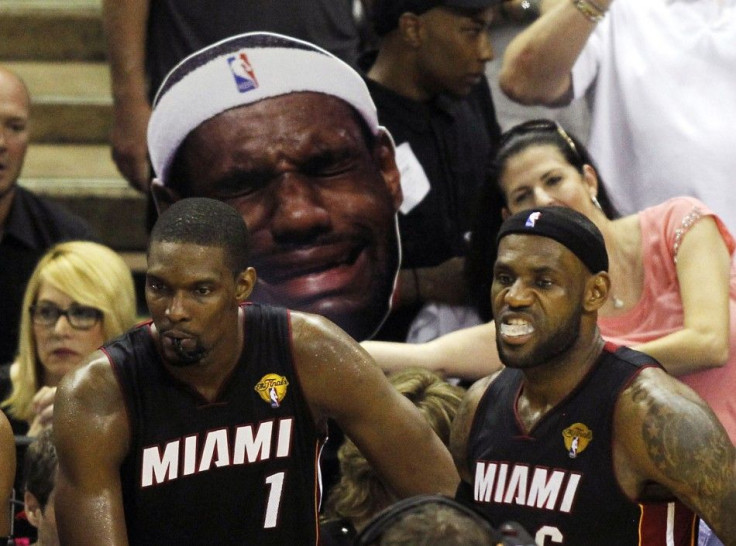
517 333 604 431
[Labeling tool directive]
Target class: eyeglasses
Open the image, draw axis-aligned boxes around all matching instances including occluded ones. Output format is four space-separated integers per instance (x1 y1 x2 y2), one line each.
30 303 103 330
499 119 581 160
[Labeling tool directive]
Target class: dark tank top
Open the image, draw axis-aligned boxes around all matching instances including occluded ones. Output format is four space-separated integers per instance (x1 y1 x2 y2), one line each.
106 304 324 545
459 344 697 546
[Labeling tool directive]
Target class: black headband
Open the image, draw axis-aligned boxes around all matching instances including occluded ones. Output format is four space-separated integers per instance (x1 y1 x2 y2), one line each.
497 206 608 273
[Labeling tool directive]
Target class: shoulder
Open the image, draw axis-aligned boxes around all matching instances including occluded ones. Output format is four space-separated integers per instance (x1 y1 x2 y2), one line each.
615 365 713 446
16 188 97 240
289 310 358 348
56 350 122 418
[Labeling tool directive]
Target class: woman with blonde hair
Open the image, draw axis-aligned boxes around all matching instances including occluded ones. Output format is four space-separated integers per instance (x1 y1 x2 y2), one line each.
0 241 137 436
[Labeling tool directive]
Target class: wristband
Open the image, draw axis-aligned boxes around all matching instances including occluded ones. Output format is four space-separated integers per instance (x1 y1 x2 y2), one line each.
571 0 605 22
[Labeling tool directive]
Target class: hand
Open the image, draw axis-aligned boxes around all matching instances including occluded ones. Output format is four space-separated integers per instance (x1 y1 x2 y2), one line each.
27 386 57 437
397 257 469 308
110 96 152 192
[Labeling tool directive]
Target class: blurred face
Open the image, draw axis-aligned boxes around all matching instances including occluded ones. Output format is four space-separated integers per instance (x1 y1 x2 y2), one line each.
33 283 105 387
169 93 402 341
415 7 494 97
499 145 598 218
491 235 587 370
146 241 253 368
0 68 30 198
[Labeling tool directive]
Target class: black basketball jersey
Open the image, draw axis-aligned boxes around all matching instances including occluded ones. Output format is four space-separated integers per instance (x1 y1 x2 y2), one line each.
106 304 324 545
459 344 697 546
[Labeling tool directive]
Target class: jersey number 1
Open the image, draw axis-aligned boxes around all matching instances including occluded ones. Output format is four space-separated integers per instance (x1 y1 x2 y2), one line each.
263 472 285 528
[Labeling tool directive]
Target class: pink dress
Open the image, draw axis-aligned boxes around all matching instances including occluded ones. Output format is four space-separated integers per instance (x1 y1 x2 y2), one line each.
600 197 736 444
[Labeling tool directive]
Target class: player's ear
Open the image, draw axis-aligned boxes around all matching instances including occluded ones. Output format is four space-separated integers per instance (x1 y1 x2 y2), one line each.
584 272 610 312
24 491 41 528
374 128 403 212
398 12 423 48
235 267 257 302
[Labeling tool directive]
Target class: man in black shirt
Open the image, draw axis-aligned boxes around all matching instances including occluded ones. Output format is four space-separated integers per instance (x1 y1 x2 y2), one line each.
451 206 736 545
363 0 503 341
0 66 96 365
53 198 459 545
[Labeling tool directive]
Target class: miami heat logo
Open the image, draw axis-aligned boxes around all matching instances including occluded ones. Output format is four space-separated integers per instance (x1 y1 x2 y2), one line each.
255 373 289 408
562 423 592 459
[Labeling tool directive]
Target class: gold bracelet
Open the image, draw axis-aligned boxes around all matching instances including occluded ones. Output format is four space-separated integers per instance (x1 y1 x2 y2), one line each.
571 0 605 22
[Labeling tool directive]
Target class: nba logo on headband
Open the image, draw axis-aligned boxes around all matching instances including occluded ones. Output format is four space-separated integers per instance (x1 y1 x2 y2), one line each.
227 51 259 93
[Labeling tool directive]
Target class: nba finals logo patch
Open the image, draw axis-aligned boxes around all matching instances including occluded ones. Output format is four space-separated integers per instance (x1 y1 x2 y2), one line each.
562 423 592 459
227 51 259 93
525 211 542 228
255 373 289 408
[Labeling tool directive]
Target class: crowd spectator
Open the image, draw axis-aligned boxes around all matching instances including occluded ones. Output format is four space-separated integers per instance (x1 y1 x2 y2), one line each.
0 66 97 367
499 0 736 234
0 241 137 437
23 428 59 546
361 0 503 342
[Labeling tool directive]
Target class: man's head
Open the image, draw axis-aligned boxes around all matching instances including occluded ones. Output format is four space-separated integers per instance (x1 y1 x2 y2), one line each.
371 0 497 97
356 494 501 546
146 198 256 367
491 206 610 370
24 428 60 546
148 33 402 341
0 65 30 203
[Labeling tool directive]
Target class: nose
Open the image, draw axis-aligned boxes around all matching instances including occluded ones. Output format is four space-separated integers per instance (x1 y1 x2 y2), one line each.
532 187 557 207
52 314 74 336
269 173 331 243
165 291 189 322
479 33 494 63
504 279 533 308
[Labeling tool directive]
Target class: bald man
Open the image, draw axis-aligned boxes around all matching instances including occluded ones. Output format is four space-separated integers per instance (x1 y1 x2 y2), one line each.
0 66 96 370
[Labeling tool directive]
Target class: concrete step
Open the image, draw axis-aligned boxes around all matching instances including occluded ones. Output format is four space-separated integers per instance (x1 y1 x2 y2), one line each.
0 1 105 62
6 61 112 144
20 144 148 251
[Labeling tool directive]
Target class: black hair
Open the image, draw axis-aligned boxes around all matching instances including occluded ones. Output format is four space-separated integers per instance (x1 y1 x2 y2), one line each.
149 197 251 275
23 428 57 510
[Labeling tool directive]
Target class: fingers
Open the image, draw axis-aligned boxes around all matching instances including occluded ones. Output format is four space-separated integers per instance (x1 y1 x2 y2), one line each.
32 386 56 412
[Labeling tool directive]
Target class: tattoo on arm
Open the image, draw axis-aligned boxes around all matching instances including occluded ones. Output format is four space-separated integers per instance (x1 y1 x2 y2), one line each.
633 383 736 539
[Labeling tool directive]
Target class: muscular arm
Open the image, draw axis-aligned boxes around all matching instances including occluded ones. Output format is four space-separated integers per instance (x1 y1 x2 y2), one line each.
54 352 131 545
290 312 459 497
614 368 736 544
102 0 152 191
449 375 495 482
0 411 14 538
362 322 502 381
499 0 612 105
633 217 731 375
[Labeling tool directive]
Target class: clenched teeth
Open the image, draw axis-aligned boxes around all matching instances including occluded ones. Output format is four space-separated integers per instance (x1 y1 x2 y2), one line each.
500 320 534 337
